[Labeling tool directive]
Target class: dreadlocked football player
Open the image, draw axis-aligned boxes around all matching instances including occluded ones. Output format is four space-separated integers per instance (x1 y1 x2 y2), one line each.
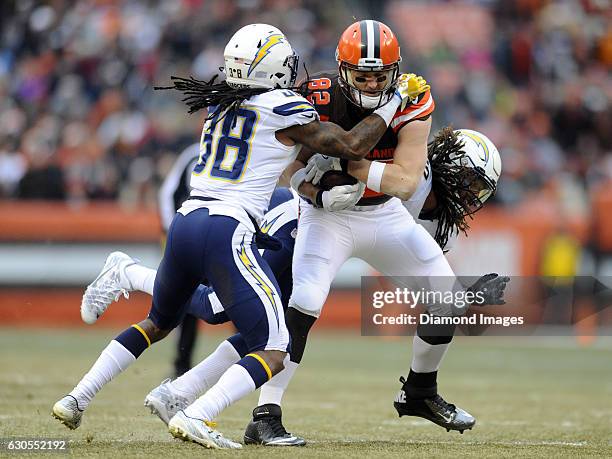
52 23 418 449
101 127 505 445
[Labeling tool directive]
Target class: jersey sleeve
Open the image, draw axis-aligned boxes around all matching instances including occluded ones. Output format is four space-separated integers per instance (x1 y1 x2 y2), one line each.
264 90 320 130
390 89 435 134
273 98 319 128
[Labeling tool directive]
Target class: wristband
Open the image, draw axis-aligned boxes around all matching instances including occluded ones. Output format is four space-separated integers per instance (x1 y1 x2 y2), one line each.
366 161 386 192
372 95 400 126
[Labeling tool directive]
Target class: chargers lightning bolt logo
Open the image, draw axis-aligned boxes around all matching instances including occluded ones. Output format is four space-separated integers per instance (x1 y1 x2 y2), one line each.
248 34 285 77
260 213 283 234
462 131 489 162
236 237 279 323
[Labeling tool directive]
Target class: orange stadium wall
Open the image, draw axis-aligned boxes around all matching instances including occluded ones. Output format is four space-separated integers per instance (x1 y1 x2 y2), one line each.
1 184 610 329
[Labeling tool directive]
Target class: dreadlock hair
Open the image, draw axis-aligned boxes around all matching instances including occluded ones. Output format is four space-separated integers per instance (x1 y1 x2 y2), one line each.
425 126 479 250
156 67 313 128
154 74 271 127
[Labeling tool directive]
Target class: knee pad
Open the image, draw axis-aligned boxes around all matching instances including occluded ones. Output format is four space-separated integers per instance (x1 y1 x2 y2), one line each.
417 322 455 345
285 307 317 364
287 286 327 318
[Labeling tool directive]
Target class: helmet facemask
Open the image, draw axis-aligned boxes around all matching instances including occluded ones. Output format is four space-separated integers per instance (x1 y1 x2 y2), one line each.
335 20 402 110
456 166 496 216
338 61 400 110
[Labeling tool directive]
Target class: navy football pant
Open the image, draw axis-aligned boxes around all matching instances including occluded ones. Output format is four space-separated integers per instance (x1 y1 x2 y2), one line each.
149 208 289 353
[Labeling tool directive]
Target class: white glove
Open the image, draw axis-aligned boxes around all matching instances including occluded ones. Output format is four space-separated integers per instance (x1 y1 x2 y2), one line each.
289 167 308 192
305 154 342 185
320 182 366 212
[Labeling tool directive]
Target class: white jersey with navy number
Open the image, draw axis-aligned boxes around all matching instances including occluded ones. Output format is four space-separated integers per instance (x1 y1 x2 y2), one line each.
402 160 458 251
188 89 318 223
403 160 432 217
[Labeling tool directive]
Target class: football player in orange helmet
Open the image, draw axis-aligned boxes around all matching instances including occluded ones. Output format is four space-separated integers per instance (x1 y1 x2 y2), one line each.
269 19 478 444
336 20 402 109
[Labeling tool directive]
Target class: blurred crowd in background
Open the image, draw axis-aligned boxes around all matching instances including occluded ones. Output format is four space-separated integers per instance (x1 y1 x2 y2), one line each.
0 0 610 215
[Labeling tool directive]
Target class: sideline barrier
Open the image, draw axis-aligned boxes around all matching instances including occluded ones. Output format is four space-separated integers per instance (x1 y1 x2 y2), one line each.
0 288 362 329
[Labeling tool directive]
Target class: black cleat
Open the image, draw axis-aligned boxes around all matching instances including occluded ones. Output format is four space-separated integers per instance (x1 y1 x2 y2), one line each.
393 377 475 433
244 404 306 446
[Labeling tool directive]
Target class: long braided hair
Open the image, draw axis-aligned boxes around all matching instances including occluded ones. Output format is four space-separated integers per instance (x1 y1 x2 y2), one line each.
426 126 480 249
155 67 313 127
154 75 271 126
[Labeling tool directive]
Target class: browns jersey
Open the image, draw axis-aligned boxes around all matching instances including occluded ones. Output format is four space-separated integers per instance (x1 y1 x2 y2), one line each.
301 71 435 205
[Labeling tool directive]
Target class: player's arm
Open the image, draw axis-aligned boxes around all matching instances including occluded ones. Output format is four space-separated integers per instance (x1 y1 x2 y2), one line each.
347 117 431 200
279 99 400 160
280 149 320 202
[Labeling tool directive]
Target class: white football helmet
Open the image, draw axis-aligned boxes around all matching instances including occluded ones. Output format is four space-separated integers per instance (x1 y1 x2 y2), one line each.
453 129 502 214
223 24 299 90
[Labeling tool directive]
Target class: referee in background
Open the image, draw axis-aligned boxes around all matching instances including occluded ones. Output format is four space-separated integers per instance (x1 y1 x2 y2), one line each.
158 143 200 377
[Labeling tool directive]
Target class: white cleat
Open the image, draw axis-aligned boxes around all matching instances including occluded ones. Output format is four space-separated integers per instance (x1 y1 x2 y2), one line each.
168 411 242 450
52 395 83 430
144 379 191 425
81 251 138 324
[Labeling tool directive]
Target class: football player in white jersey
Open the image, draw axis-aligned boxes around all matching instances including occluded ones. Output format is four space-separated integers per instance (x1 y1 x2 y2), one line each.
52 23 417 449
83 127 506 446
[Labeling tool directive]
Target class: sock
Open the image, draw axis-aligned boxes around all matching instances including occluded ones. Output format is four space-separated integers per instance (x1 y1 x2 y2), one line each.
184 355 270 421
404 335 451 399
257 355 298 406
170 339 240 401
411 335 449 373
69 326 151 409
122 264 156 295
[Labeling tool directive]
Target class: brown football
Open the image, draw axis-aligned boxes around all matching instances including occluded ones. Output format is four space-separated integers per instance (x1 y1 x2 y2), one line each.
318 170 358 191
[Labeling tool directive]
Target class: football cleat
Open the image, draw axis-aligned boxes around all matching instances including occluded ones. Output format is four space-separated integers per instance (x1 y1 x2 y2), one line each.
81 251 138 324
144 379 191 426
394 377 475 433
244 404 306 446
52 395 84 430
168 411 242 450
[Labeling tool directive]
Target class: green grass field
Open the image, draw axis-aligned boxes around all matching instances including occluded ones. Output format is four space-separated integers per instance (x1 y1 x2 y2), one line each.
0 328 610 458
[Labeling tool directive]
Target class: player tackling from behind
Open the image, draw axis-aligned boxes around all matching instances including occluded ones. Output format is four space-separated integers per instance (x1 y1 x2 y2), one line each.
52 23 418 449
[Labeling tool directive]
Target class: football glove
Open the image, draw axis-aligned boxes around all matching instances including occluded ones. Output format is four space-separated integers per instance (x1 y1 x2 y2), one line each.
396 73 430 110
317 182 365 212
289 167 308 192
305 154 342 186
467 273 510 306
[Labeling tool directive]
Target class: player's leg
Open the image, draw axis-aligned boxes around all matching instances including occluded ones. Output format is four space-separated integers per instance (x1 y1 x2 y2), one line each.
245 207 353 446
145 222 295 426
173 314 198 377
168 217 288 449
53 214 201 429
145 333 246 424
362 200 474 432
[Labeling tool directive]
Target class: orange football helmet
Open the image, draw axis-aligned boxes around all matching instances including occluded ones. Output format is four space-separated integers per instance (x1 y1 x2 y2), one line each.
336 20 401 109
